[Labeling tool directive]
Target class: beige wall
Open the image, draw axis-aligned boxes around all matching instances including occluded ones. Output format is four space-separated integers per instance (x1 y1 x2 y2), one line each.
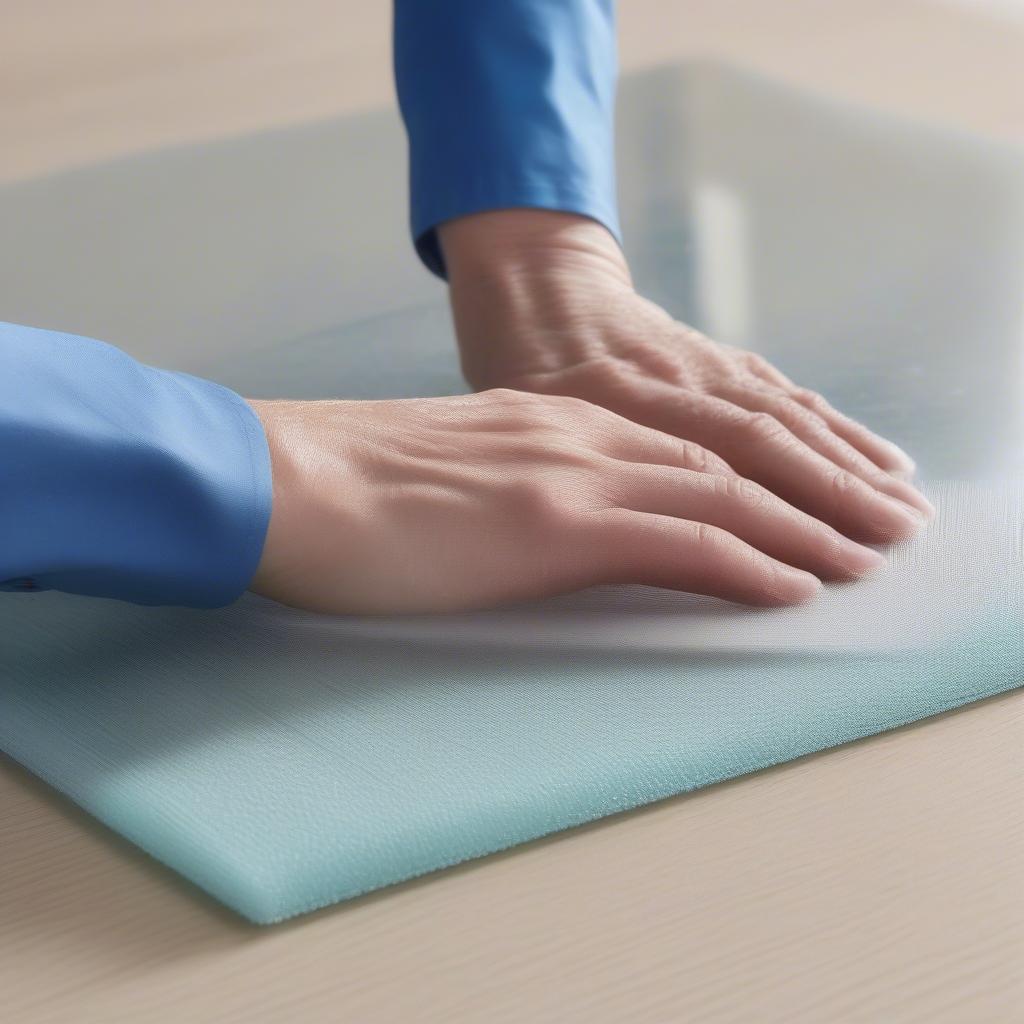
5 0 1024 187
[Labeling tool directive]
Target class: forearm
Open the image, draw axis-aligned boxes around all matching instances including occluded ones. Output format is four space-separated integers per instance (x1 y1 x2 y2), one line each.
0 322 272 606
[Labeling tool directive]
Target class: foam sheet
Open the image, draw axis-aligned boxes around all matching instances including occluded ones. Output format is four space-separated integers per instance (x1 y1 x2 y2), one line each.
0 64 1022 922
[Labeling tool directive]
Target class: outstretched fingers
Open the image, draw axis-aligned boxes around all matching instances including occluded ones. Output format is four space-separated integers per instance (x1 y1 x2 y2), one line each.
628 387 927 544
711 382 933 516
603 463 885 581
742 355 917 476
587 509 823 607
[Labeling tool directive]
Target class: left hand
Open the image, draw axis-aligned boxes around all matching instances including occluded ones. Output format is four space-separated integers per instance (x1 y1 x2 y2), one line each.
440 210 934 546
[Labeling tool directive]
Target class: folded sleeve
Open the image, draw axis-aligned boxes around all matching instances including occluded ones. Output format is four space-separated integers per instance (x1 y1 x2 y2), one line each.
0 322 272 607
393 0 620 277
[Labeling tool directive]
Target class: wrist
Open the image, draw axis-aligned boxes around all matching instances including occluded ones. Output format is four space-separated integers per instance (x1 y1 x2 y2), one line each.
439 210 632 388
244 398 304 599
440 209 630 288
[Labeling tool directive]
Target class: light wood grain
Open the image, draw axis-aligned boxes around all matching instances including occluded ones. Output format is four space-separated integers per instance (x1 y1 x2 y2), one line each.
1 2 1023 1021
2 694 1022 1023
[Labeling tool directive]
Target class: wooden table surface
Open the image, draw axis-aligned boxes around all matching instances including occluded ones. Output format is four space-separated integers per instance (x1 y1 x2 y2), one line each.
2 2 1022 1021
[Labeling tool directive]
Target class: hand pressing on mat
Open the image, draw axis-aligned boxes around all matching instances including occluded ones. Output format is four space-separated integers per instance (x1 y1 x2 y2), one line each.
440 210 934 546
247 389 885 615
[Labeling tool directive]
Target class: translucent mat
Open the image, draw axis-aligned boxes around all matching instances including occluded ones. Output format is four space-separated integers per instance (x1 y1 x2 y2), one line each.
0 64 1022 922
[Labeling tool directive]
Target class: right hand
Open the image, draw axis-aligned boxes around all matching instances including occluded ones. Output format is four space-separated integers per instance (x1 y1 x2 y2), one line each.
246 389 887 616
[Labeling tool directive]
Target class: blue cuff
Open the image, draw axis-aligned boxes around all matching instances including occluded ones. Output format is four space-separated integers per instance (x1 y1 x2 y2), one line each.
394 0 620 278
0 322 273 607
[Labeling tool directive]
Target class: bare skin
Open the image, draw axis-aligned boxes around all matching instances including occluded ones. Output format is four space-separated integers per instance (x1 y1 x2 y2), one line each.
441 210 934 543
248 389 890 615
248 210 933 616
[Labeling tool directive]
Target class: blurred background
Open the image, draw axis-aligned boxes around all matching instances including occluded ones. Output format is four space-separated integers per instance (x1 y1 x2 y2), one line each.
5 0 1024 187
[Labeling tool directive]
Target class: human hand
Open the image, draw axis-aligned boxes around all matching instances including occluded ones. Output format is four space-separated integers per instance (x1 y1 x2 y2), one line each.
440 210 934 545
246 391 885 615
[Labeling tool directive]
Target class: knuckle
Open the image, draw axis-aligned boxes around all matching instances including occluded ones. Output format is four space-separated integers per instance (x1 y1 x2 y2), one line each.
538 436 599 467
828 467 861 501
746 411 787 443
479 387 543 425
678 440 721 474
776 397 822 433
503 477 572 528
482 386 529 404
691 520 730 554
793 387 828 411
579 402 643 441
583 356 648 395
596 355 635 381
550 392 593 412
488 389 596 431
719 474 767 509
546 392 609 425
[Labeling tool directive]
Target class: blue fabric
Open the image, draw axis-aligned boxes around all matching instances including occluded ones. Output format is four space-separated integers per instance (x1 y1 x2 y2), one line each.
394 0 620 276
1 2 617 606
0 323 271 607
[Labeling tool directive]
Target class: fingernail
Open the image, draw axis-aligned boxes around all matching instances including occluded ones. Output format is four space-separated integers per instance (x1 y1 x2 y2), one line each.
874 494 926 538
910 493 936 519
887 480 936 519
839 539 887 576
886 443 916 475
781 566 823 604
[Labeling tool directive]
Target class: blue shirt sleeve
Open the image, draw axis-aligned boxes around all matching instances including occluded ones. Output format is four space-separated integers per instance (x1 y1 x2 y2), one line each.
0 322 272 607
393 0 620 277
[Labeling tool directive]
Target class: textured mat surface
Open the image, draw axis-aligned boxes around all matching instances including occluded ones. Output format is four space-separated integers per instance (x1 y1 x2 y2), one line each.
0 64 1022 922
